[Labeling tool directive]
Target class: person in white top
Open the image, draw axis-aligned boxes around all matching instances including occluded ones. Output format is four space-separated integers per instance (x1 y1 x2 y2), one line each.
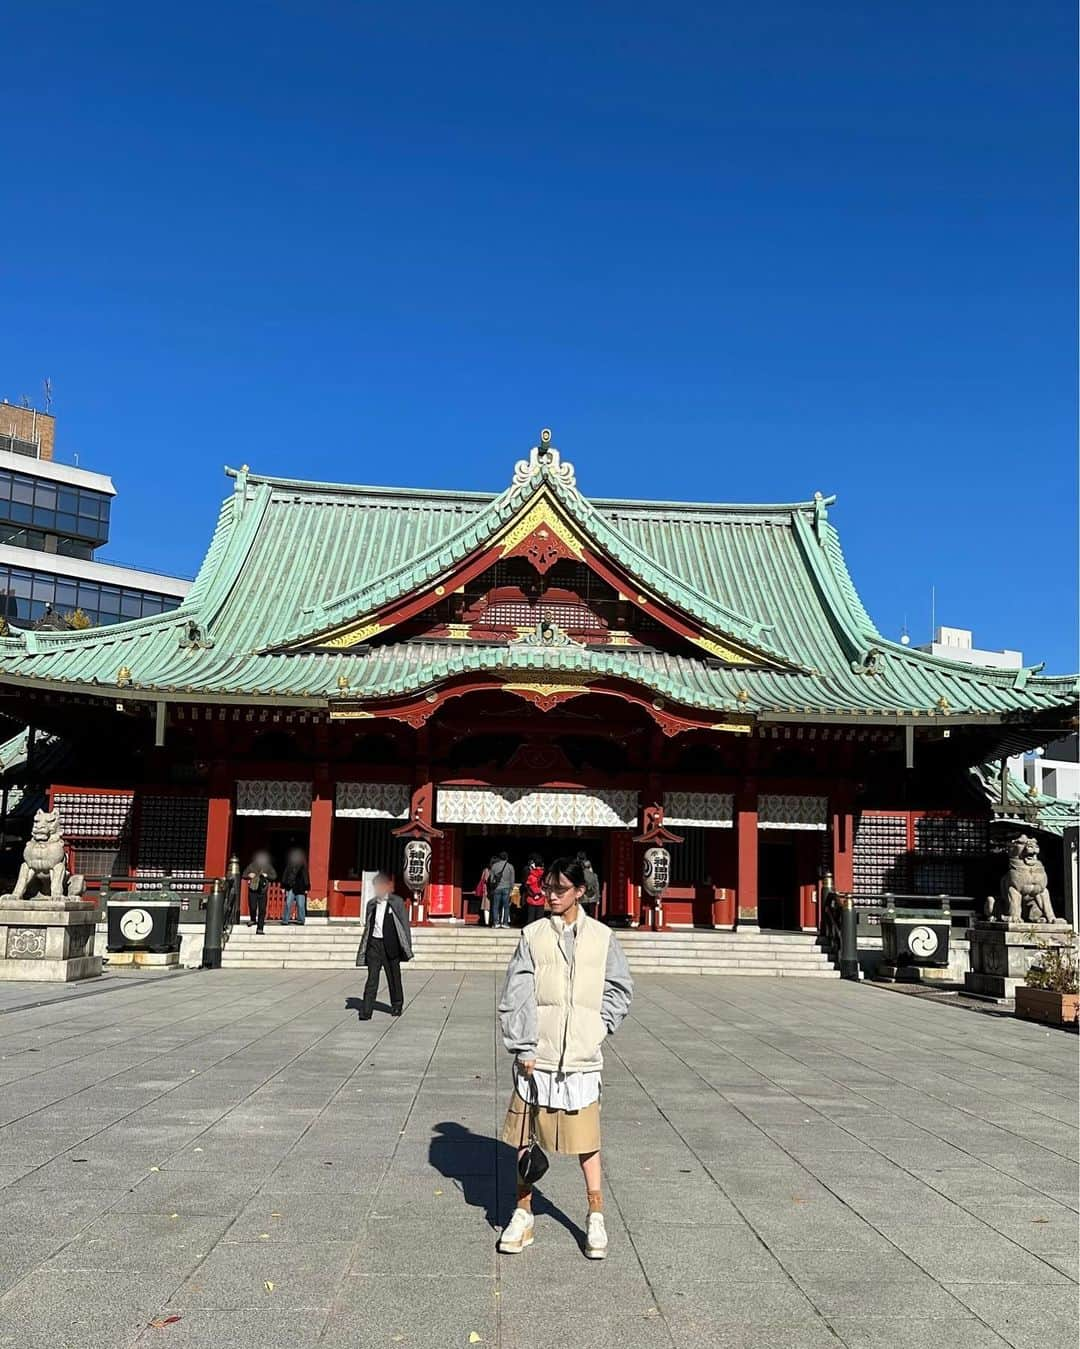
497 855 633 1259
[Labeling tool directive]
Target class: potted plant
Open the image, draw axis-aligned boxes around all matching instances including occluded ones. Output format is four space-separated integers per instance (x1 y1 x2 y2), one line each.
1015 936 1079 1026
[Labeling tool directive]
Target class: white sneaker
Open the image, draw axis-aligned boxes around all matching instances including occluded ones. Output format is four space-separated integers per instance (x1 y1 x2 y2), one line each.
499 1207 535 1253
585 1210 608 1259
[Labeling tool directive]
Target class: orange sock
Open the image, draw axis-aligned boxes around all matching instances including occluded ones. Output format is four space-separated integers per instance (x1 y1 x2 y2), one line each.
587 1189 603 1212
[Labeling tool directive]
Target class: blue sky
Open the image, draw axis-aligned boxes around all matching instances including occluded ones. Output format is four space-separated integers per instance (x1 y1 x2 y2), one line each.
1 2 1075 671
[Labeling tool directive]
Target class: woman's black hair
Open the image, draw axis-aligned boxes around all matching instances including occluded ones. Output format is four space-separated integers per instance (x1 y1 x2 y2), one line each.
543 856 587 890
528 852 543 867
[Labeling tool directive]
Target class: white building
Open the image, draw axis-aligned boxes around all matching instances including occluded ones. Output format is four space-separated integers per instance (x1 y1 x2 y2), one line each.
916 625 1023 671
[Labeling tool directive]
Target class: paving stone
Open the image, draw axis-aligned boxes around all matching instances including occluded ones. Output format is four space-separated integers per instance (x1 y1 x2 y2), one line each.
320 1275 497 1349
828 1316 1014 1348
942 1283 1080 1349
0 970 1071 1349
131 1308 329 1348
166 1240 353 1310
873 1221 1072 1284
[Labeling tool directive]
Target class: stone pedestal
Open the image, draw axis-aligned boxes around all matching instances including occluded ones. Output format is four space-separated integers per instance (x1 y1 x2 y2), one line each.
0 900 102 981
964 920 1075 1002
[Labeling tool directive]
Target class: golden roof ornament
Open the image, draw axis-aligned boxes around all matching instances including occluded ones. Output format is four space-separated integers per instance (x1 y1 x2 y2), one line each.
935 696 951 713
117 666 133 687
336 674 350 693
735 688 750 704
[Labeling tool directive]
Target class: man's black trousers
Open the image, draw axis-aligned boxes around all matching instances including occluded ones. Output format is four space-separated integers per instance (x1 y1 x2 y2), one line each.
362 937 403 1013
249 890 268 932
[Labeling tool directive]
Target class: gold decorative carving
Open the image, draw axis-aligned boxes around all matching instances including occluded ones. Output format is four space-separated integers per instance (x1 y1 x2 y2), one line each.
447 623 470 640
323 621 387 650
497 497 583 559
328 706 376 720
694 636 755 666
711 720 752 735
503 678 592 697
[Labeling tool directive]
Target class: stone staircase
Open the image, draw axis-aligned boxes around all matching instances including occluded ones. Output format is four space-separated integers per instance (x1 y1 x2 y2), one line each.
221 923 839 977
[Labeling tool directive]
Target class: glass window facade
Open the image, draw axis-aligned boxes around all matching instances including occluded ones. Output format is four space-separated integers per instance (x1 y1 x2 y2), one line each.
0 565 180 627
0 469 111 547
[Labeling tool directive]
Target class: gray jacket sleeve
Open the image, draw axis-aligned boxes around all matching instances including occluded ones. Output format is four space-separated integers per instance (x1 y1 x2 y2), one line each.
601 934 633 1035
498 933 537 1061
392 895 414 960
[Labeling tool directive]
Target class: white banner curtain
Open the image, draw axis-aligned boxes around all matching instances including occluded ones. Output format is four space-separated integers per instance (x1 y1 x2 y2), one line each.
335 783 410 819
757 794 828 831
437 787 639 829
663 791 734 828
236 780 313 817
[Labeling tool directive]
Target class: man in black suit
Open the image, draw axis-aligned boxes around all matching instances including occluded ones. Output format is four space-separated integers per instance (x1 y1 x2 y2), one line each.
356 871 414 1019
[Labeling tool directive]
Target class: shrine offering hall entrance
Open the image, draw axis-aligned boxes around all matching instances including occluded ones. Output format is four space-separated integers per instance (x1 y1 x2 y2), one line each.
460 828 609 924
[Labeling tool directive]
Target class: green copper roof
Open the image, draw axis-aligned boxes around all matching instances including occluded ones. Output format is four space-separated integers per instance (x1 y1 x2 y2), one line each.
0 450 1075 725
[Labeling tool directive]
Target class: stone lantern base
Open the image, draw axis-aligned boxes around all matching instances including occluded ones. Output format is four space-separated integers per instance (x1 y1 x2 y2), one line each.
964 920 1074 1002
0 900 102 981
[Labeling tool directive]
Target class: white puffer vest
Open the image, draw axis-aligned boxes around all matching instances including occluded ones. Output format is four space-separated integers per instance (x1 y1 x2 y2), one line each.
526 913 611 1073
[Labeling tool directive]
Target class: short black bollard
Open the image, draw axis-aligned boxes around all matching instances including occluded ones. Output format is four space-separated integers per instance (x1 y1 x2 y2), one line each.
202 878 225 969
839 894 860 980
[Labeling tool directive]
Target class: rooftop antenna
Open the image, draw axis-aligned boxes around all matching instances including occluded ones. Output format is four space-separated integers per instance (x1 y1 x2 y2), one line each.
930 585 936 643
19 395 30 409
900 613 910 646
42 378 52 413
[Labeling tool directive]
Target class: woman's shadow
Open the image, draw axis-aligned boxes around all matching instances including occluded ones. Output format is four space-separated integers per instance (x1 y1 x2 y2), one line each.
428 1121 582 1245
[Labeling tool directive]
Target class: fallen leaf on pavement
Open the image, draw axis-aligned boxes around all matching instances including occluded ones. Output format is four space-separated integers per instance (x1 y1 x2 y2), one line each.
469 1335 482 1344
147 1314 182 1328
264 1281 275 1292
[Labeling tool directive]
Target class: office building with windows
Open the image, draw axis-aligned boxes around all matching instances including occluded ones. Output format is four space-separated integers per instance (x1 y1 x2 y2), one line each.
0 400 188 629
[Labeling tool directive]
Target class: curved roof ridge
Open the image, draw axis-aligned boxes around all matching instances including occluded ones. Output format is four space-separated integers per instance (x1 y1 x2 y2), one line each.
224 464 835 517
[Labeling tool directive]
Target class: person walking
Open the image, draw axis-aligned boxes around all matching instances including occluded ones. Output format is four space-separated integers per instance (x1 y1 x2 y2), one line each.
497 855 633 1260
523 853 546 924
243 849 276 935
488 851 515 929
577 851 601 917
355 870 413 1018
280 846 310 926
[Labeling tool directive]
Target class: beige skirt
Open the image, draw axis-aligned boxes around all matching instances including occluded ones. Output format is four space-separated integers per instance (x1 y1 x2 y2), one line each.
502 1089 601 1155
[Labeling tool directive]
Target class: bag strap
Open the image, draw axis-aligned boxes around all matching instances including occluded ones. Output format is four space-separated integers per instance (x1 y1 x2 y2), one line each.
515 1064 538 1149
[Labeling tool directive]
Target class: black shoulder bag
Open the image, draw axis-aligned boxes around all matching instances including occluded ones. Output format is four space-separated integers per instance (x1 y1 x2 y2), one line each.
516 1067 549 1186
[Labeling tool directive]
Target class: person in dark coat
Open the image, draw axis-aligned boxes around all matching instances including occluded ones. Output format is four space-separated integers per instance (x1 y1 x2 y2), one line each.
243 850 276 935
280 846 310 926
355 871 414 1018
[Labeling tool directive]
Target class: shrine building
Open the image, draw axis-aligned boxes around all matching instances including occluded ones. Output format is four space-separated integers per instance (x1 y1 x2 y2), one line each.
0 432 1074 932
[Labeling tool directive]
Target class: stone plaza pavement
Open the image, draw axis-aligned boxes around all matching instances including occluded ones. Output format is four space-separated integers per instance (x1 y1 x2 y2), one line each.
0 970 1074 1349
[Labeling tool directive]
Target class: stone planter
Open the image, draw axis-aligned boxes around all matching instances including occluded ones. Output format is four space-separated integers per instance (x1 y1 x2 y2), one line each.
1015 986 1079 1027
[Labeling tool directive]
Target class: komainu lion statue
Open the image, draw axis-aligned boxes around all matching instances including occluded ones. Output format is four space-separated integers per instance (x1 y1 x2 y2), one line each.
985 834 1056 924
2 809 85 903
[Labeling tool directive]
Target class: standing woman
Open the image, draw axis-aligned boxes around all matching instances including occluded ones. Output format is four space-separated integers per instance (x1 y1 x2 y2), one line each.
497 856 633 1259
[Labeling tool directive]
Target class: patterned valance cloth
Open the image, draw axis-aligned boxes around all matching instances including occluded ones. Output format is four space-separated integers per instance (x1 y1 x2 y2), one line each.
663 791 734 828
236 780 313 816
758 794 828 831
335 782 410 820
437 787 639 829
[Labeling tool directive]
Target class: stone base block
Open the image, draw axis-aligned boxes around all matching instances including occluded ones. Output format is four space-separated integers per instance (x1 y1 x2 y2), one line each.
107 949 179 969
964 920 1075 1002
879 963 957 985
0 900 102 982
